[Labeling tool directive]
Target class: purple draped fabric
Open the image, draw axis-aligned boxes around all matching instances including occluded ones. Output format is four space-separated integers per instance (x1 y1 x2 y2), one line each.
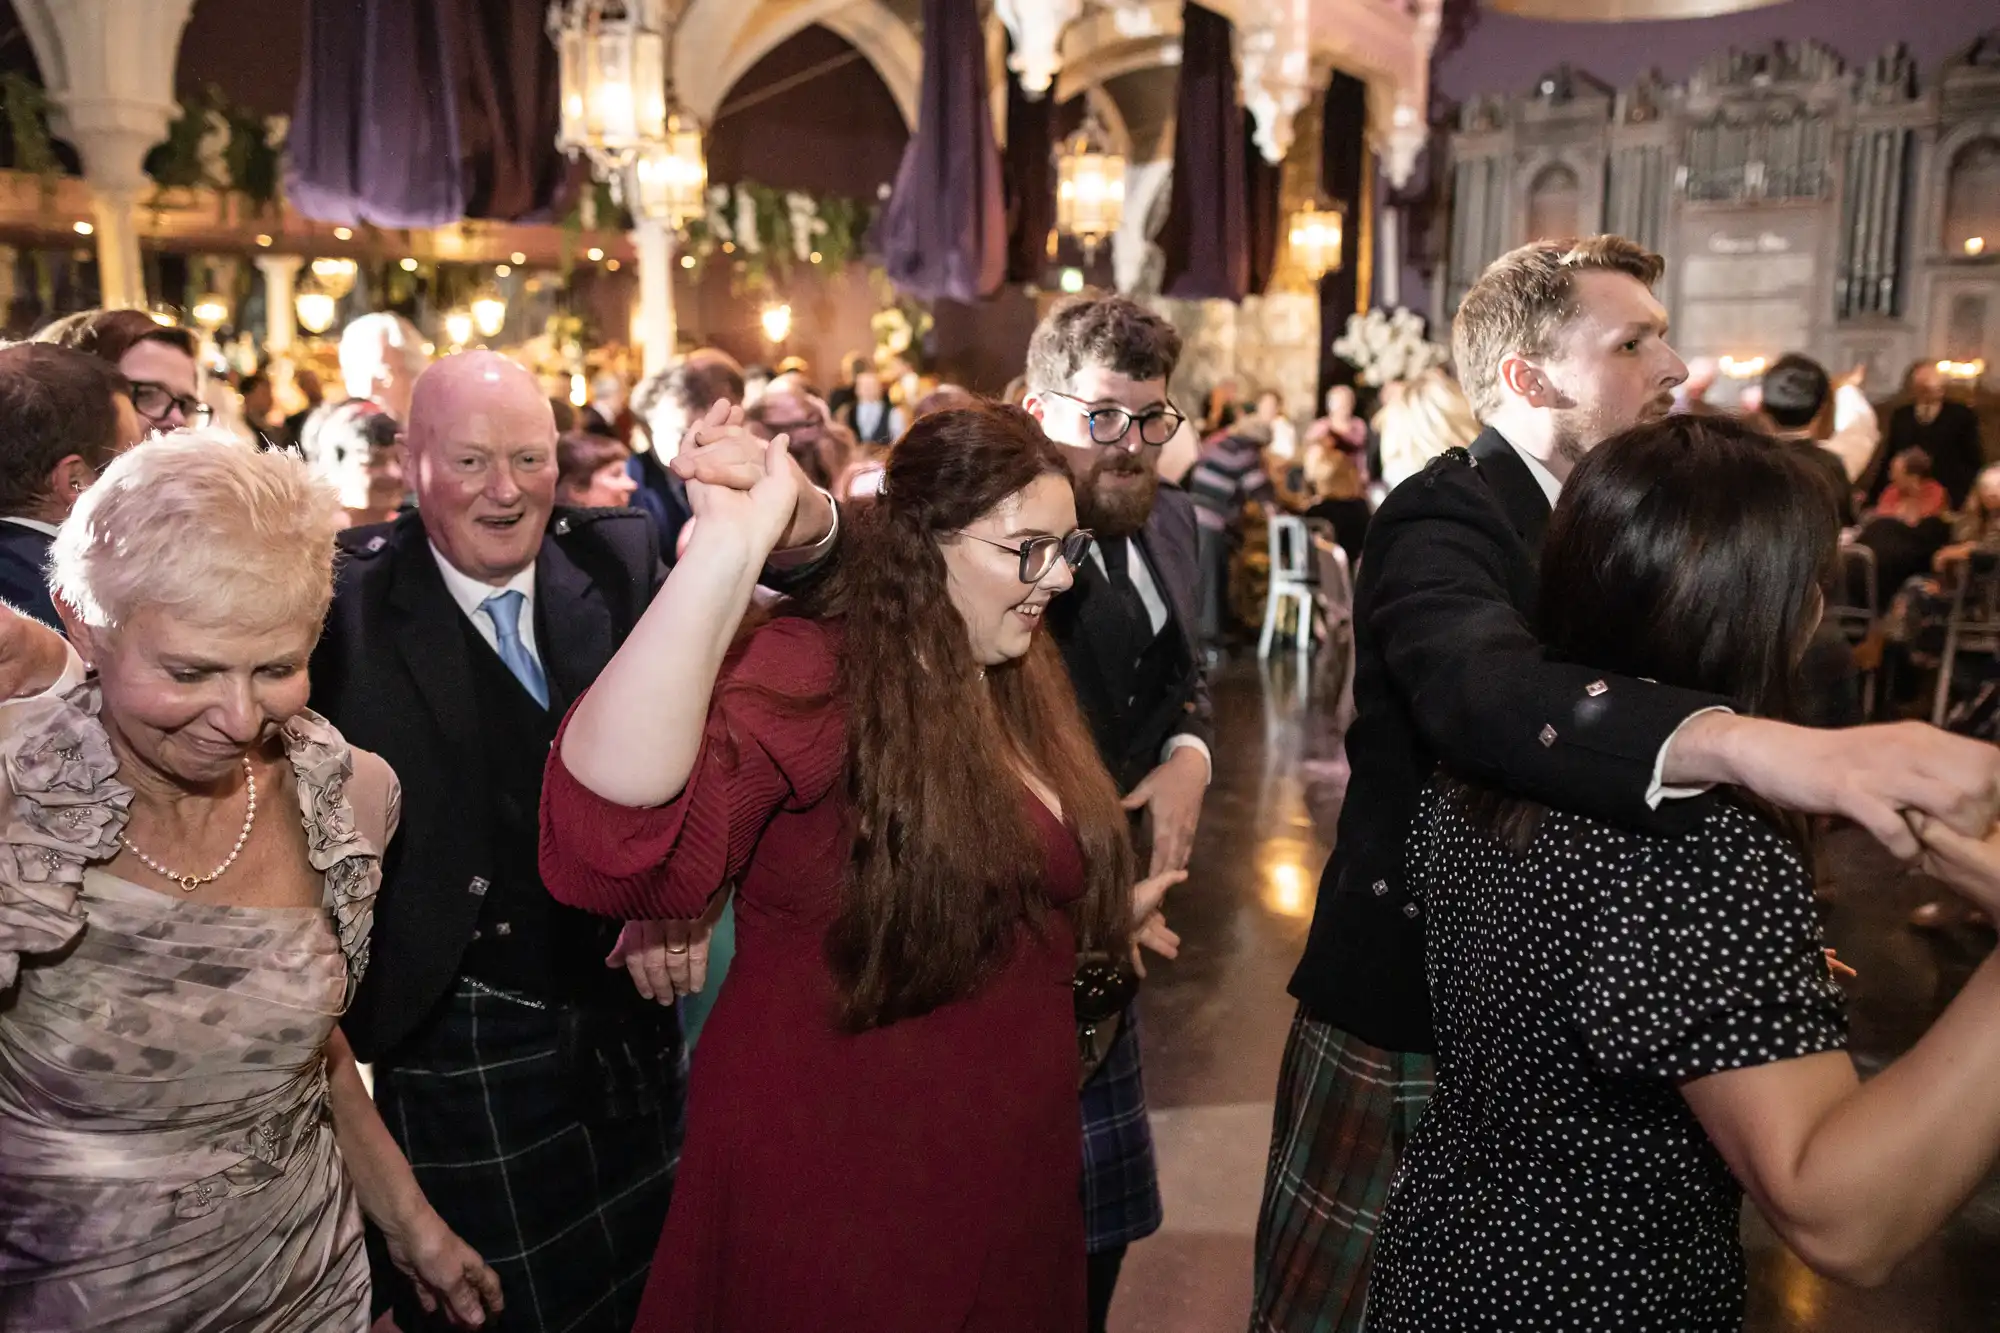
1003 44 1056 286
877 0 1006 303
1159 4 1249 301
1245 118 1282 296
288 0 567 227
1317 72 1369 398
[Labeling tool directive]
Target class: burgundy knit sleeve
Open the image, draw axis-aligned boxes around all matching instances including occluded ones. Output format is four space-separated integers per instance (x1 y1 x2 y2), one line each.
539 617 844 922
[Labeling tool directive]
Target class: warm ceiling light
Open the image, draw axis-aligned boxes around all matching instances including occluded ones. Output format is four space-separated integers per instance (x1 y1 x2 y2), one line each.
471 288 508 339
760 302 792 344
551 0 668 179
586 246 605 262
679 254 695 269
309 257 358 300
1968 237 1987 256
606 258 621 271
510 251 528 265
73 220 94 236
400 257 420 272
191 292 231 331
1719 354 1769 379
295 285 338 335
1287 203 1346 280
444 310 474 347
1054 113 1126 260
628 114 708 229
255 234 274 247
332 226 354 241
570 371 589 407
496 263 513 277
809 251 823 264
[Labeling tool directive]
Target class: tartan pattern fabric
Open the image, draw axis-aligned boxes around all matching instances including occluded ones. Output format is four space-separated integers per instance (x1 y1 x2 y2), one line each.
1080 1003 1163 1253
370 980 686 1333
1250 1006 1435 1333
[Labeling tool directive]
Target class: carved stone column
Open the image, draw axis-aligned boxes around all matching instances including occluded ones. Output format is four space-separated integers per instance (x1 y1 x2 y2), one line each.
15 0 197 310
632 218 679 376
255 254 305 356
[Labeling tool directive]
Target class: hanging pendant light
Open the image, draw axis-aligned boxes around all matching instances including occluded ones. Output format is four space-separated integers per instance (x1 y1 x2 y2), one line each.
471 286 509 340
295 275 338 335
1054 113 1126 261
550 0 672 199
629 112 708 228
309 256 358 302
1287 202 1346 281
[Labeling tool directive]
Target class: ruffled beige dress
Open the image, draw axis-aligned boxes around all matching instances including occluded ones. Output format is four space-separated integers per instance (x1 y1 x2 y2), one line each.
0 681 395 1331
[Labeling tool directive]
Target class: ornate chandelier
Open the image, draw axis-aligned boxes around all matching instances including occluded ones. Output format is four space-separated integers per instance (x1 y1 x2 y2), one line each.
1054 114 1126 260
1288 203 1345 280
549 0 671 186
629 112 708 227
309 257 358 302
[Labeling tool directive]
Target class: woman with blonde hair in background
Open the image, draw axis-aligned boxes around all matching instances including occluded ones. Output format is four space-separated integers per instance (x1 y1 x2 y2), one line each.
1376 369 1481 493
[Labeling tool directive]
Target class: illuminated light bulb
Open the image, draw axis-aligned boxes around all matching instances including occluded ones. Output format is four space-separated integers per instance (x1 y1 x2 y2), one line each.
760 302 792 344
586 247 605 262
400 257 419 272
445 310 474 347
570 372 589 407
510 251 528 265
333 226 354 241
73 220 94 236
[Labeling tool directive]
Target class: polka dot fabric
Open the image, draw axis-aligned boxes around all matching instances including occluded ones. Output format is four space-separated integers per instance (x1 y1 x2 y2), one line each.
1367 782 1848 1331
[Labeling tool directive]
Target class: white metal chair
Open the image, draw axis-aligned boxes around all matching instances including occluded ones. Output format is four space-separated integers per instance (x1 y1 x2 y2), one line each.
1259 515 1316 658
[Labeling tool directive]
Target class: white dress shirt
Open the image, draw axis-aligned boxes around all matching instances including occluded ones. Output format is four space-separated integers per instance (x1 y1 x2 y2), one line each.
1504 440 1720 807
429 544 542 669
1821 383 1881 485
1087 535 1212 782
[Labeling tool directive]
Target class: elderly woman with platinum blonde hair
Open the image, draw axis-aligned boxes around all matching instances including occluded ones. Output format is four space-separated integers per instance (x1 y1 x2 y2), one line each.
0 430 500 1329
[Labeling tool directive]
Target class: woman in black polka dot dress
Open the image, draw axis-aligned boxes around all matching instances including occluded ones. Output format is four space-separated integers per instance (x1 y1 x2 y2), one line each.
1368 415 2000 1330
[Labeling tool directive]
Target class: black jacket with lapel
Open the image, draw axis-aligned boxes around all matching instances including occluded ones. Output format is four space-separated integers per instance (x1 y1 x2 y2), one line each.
1049 484 1213 793
312 507 663 1062
0 522 61 631
1289 427 1727 1052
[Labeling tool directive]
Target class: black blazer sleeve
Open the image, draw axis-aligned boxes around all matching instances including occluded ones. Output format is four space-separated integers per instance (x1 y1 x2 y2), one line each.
1366 472 1725 832
1155 490 1214 755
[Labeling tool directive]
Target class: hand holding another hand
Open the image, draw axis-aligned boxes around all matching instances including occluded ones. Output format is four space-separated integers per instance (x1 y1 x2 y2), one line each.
1909 812 2000 923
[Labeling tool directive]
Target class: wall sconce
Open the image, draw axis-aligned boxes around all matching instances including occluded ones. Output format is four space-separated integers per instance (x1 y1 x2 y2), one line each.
191 293 231 331
1937 358 1987 382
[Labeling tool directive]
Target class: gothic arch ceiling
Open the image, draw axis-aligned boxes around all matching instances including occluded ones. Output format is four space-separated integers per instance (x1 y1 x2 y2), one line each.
676 0 923 130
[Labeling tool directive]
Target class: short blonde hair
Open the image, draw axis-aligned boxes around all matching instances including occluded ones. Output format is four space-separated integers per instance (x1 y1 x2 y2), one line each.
52 429 343 633
1376 369 1482 490
1451 235 1664 420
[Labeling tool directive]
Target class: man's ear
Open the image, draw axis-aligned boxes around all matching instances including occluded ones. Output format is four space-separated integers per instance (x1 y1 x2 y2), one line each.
1498 354 1557 409
1022 392 1049 424
44 454 91 506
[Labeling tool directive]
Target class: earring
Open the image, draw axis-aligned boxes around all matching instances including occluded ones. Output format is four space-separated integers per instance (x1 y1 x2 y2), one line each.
70 481 85 493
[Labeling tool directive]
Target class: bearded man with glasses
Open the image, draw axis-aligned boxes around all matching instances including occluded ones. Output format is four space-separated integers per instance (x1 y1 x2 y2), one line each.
1022 293 1212 1333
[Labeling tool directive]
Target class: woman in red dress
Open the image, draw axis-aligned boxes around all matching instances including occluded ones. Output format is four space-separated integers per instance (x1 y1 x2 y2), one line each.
539 403 1181 1332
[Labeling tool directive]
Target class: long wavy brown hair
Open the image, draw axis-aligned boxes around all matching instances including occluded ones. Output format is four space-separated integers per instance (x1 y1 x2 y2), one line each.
777 402 1135 1031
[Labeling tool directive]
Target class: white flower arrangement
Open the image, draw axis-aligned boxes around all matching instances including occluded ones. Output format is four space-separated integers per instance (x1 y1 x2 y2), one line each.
873 307 914 356
706 185 735 244
734 188 762 255
786 192 827 264
1331 307 1449 386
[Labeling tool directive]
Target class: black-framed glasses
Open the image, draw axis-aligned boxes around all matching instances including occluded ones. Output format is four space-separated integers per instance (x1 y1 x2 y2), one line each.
129 379 212 428
1044 390 1184 450
956 528 1095 583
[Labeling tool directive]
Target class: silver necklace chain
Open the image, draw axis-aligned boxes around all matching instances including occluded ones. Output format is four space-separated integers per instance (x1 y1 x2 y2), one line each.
118 757 259 893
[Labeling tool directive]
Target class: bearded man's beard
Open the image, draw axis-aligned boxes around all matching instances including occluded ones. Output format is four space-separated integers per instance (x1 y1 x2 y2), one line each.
1079 452 1161 538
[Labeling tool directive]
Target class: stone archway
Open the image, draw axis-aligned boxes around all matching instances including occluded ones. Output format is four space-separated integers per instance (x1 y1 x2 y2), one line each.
675 0 922 131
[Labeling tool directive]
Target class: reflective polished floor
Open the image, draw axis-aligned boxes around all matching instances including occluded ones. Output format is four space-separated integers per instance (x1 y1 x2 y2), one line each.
1113 657 2000 1333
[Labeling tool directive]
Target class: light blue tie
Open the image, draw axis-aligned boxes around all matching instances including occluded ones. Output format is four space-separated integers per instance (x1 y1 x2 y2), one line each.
480 590 549 709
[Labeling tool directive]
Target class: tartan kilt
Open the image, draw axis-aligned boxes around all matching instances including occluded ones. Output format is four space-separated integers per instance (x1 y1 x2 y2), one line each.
1249 1006 1435 1333
369 979 686 1333
1080 1003 1163 1253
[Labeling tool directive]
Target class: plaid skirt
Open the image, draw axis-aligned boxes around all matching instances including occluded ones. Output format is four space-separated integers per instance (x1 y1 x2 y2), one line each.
1249 1006 1435 1333
370 978 686 1333
1080 1004 1163 1253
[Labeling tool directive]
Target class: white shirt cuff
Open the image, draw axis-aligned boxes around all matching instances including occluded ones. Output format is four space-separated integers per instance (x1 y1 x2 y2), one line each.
1646 706 1733 808
1163 734 1213 785
764 487 840 571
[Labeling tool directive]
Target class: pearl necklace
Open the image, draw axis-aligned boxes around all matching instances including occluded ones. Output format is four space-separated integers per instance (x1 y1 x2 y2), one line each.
119 757 259 893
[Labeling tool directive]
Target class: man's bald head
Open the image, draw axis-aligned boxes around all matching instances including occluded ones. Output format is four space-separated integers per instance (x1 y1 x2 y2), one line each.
408 352 560 585
407 352 555 454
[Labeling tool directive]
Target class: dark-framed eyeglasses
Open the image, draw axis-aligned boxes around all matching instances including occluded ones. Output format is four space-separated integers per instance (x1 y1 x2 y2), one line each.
1043 390 1184 450
956 528 1095 583
128 379 212 428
